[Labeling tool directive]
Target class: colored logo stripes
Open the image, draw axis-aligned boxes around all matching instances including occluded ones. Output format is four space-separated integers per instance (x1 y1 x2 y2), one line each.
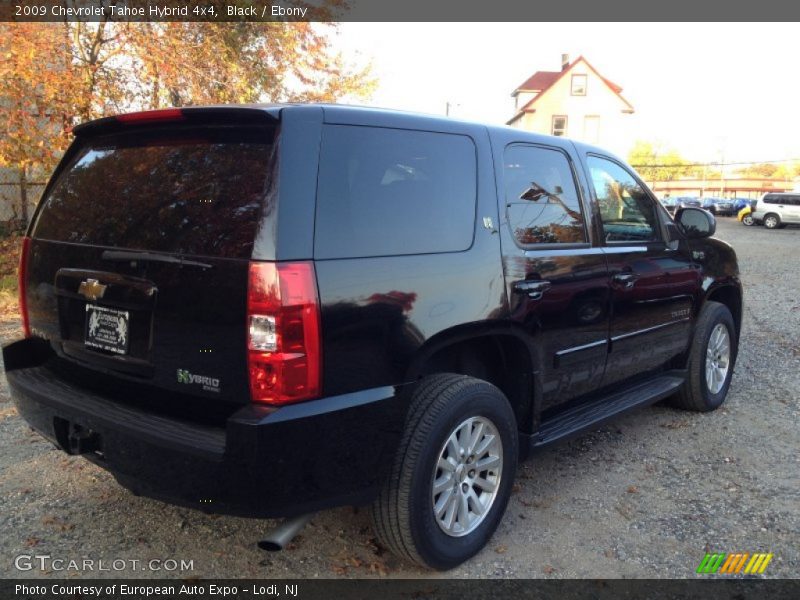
696 552 773 574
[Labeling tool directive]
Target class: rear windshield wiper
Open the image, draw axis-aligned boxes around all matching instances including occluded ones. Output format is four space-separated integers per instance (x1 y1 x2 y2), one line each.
101 250 213 269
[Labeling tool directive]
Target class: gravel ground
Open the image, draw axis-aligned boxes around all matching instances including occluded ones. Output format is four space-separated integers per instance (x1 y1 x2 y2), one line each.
0 217 798 579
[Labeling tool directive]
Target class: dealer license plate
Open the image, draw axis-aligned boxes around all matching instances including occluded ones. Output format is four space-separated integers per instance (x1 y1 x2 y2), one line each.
85 304 130 355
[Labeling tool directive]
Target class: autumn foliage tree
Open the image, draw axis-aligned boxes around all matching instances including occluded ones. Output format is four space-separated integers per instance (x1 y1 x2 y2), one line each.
0 17 375 222
627 140 699 183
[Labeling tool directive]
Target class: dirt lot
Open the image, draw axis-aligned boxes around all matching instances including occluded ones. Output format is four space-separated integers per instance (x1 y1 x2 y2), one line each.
0 218 798 579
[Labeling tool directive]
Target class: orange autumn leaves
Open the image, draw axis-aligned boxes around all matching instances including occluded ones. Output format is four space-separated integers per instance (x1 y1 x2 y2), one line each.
0 18 375 175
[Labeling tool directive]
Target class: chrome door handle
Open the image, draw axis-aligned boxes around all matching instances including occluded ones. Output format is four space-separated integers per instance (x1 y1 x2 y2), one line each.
514 280 552 299
612 272 639 289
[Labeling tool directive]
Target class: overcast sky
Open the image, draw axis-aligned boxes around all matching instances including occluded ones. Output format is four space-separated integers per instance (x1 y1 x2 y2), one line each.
334 22 800 164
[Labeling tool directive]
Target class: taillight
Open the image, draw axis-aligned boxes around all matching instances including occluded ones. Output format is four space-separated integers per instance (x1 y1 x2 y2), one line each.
116 108 184 125
18 236 31 338
247 261 321 405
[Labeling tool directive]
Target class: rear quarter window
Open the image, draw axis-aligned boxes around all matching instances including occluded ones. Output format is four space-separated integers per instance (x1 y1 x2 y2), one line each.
32 127 275 259
314 125 477 259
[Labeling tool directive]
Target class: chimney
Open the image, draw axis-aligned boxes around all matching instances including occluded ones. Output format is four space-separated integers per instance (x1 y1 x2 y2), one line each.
561 54 570 71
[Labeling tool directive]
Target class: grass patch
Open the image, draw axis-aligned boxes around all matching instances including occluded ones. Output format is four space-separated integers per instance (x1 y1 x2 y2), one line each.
0 274 17 293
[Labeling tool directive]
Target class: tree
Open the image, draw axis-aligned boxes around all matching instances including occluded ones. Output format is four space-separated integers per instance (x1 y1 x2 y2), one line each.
736 162 800 180
627 140 699 182
0 17 375 222
0 23 80 223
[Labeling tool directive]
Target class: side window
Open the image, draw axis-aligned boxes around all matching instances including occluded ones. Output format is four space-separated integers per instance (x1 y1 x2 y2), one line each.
503 145 586 245
314 125 477 259
587 156 661 243
764 195 777 204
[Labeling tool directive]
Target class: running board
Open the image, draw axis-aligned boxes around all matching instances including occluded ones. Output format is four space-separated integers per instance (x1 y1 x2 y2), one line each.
530 374 685 450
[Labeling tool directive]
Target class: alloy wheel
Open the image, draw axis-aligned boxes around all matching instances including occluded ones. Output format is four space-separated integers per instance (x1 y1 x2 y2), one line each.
705 323 731 394
431 416 503 537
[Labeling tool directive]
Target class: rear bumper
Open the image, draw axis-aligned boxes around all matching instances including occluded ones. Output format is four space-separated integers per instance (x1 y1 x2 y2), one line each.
4 338 405 518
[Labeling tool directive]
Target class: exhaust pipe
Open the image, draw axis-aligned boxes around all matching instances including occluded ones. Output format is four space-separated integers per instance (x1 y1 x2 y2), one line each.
258 514 313 552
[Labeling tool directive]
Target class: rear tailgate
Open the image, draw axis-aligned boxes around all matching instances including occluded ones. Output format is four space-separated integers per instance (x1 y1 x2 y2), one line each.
25 112 277 408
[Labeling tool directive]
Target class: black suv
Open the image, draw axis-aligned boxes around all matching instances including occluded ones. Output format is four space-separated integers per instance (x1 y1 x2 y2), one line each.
5 105 742 570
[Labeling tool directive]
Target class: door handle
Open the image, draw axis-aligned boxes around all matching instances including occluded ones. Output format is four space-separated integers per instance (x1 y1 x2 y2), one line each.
612 272 639 289
514 280 552 299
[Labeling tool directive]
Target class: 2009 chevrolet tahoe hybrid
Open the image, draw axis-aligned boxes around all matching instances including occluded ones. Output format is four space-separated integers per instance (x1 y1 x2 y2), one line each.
4 105 742 569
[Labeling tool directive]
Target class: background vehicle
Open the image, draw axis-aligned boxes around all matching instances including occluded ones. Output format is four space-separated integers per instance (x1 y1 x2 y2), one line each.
675 196 702 209
751 192 800 229
659 197 678 214
702 197 736 216
738 204 757 226
4 105 743 570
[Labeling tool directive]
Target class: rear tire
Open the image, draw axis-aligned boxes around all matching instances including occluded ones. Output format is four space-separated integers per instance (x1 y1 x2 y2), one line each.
371 374 518 570
763 213 780 229
671 301 736 412
742 214 754 226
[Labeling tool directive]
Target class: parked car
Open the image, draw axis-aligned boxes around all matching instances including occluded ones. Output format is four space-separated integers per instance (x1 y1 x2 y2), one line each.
738 204 758 226
751 192 800 229
659 197 678 214
732 197 754 212
702 197 736 216
675 196 703 209
4 105 743 570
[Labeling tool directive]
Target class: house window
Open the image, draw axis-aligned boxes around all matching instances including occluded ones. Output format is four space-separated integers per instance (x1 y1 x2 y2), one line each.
552 116 567 137
571 74 587 96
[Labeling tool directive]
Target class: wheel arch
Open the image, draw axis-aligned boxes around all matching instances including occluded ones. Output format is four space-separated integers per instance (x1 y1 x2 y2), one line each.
705 283 743 342
405 324 539 435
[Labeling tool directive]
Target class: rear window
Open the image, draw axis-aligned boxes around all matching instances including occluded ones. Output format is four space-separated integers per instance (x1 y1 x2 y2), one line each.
33 127 275 259
314 125 477 259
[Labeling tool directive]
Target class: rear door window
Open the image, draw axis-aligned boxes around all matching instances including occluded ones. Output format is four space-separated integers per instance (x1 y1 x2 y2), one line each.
314 125 477 259
32 127 275 259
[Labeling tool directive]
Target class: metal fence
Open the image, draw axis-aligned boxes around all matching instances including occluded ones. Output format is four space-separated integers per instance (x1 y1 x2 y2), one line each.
0 181 45 223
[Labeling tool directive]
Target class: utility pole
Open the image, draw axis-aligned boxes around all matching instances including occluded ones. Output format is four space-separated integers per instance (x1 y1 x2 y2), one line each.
445 101 460 117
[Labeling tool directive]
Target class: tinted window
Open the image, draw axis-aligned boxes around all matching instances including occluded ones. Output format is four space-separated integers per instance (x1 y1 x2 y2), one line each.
314 125 476 259
33 127 274 258
504 145 586 245
587 156 660 242
766 194 800 205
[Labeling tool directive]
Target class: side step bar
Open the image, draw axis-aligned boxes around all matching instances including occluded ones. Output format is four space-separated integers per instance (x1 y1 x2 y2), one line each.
529 373 686 451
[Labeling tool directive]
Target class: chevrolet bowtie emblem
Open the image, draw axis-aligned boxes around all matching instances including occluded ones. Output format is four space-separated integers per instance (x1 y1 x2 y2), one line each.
78 279 107 301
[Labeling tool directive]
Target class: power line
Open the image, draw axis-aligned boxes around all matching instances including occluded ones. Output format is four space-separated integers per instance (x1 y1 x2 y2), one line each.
631 157 800 169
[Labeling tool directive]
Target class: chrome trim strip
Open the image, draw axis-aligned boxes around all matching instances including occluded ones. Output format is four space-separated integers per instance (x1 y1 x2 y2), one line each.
555 339 608 357
524 246 648 258
610 318 689 343
634 294 694 305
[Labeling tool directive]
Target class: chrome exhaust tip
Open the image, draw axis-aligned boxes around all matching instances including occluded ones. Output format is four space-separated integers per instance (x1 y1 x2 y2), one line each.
258 514 313 552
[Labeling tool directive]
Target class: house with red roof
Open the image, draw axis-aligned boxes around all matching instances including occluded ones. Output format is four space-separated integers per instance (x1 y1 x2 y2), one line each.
508 55 635 154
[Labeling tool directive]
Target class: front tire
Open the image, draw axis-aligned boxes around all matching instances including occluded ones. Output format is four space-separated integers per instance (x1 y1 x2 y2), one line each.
371 374 518 570
672 301 737 412
742 214 754 226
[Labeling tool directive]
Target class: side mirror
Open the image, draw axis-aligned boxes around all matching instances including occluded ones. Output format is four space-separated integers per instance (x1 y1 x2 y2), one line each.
676 207 716 239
